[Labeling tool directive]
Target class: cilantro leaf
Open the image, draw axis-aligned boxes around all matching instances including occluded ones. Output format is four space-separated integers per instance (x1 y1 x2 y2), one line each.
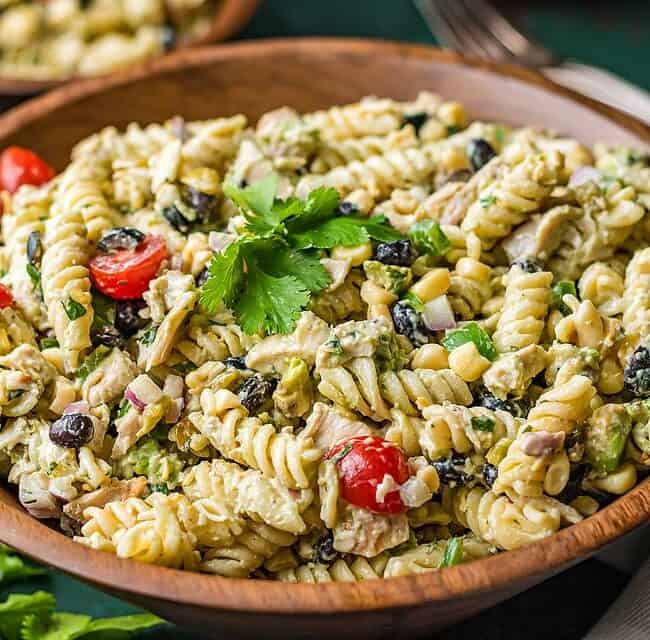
223 174 279 234
0 548 46 585
0 591 55 640
61 298 86 321
77 345 111 382
360 215 404 242
21 611 162 640
199 241 245 313
290 214 402 249
289 216 370 249
551 281 577 316
257 245 331 293
408 220 450 256
284 187 340 233
235 265 310 335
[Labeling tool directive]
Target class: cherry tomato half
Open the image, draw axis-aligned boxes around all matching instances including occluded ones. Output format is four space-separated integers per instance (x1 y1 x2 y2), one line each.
0 146 55 194
327 435 410 514
0 283 14 308
90 235 168 300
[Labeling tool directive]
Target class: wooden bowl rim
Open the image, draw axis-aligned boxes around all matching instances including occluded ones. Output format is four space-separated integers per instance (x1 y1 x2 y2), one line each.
0 0 260 96
0 37 649 615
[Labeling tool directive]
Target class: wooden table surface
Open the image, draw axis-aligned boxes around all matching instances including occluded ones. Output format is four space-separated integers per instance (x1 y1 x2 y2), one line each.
2 1 648 638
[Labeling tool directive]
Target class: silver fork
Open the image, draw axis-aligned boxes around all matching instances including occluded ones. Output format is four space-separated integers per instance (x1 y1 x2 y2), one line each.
414 0 650 124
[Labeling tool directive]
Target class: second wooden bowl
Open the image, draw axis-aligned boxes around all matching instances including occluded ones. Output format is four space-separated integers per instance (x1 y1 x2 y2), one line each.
0 0 260 96
0 38 648 640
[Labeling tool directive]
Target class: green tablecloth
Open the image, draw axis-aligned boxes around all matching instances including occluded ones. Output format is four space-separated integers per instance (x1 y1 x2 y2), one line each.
7 2 649 638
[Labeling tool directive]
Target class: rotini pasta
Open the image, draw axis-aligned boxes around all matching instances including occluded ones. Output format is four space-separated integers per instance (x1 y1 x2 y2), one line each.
0 93 646 583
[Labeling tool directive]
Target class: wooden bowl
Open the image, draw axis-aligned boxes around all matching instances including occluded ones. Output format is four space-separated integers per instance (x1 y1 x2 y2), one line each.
0 0 260 96
0 39 649 639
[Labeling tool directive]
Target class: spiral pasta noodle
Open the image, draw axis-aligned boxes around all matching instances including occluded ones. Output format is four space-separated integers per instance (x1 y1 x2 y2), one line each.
0 93 648 583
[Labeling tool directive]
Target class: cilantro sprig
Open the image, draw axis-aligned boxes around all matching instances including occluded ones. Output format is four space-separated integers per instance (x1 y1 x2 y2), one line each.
200 174 403 334
0 547 163 640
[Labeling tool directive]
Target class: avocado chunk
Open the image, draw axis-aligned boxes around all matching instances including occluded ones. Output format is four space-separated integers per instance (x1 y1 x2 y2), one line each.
585 404 632 475
363 260 413 295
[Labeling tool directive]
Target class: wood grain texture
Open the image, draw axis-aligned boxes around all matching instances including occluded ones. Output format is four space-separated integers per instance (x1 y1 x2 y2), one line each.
0 38 648 639
0 0 260 96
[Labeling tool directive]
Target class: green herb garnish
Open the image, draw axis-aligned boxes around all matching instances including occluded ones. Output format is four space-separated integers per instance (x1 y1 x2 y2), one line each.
172 360 198 374
442 322 498 361
25 264 42 299
76 345 110 382
471 416 495 432
479 194 497 208
0 548 162 640
139 324 158 345
403 291 425 313
331 443 353 464
201 174 403 334
408 220 450 257
116 398 131 419
551 281 577 316
439 537 464 568
61 297 86 321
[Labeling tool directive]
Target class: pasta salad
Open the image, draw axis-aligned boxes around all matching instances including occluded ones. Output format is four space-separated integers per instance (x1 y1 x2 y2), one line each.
0 0 221 79
0 92 649 582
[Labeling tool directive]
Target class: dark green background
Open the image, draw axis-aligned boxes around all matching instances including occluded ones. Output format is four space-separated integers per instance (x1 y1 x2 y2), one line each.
6 1 649 638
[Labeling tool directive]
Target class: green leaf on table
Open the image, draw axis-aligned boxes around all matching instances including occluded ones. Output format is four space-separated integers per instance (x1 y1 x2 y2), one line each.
21 611 162 640
0 548 46 586
0 591 55 640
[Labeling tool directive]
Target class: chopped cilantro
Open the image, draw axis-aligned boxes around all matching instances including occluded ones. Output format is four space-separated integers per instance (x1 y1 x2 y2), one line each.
471 416 495 432
551 281 577 316
479 193 497 208
116 398 131 419
139 324 158 345
442 322 498 361
25 264 42 298
403 291 425 313
331 443 353 464
76 345 110 382
61 297 86 321
172 360 198 374
408 220 450 257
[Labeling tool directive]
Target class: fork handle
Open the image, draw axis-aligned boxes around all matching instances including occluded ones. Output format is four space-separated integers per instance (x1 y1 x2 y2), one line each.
543 62 650 125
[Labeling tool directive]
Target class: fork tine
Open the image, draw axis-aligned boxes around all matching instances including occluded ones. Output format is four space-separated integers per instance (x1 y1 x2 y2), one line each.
470 0 558 66
437 0 511 62
413 0 467 53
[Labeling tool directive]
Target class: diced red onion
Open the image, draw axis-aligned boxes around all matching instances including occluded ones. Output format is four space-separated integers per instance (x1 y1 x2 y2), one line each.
208 231 236 253
422 295 456 331
569 166 602 189
501 215 541 263
521 430 565 457
127 374 163 409
63 401 90 415
125 388 146 412
170 116 188 142
19 474 61 519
